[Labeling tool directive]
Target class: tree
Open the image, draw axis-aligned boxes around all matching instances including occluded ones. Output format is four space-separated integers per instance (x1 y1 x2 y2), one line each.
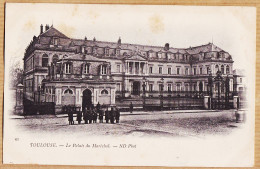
9 61 24 88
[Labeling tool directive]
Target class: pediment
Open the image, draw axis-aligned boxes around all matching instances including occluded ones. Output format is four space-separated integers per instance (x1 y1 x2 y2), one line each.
126 54 147 61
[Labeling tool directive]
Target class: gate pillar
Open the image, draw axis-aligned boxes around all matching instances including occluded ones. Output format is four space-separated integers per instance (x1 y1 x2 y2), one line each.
15 84 24 115
204 96 211 109
233 96 239 109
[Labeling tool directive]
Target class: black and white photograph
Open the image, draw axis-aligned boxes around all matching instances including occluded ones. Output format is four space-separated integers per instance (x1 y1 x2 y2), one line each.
3 3 256 167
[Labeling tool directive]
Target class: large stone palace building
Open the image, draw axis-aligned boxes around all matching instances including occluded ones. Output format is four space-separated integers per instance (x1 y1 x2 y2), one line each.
23 24 236 113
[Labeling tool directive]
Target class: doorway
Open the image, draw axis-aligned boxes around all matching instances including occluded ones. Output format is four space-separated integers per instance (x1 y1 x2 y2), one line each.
132 81 140 95
82 89 92 110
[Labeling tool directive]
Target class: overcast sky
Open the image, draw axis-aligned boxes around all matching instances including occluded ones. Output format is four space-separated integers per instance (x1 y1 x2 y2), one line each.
5 3 256 71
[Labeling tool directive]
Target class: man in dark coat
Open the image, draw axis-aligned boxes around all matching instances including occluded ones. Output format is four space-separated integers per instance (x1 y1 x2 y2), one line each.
110 107 115 124
115 107 120 123
96 102 101 111
68 106 74 125
93 108 97 123
98 108 104 123
105 107 110 123
83 107 88 124
89 108 93 123
130 102 133 113
77 111 82 124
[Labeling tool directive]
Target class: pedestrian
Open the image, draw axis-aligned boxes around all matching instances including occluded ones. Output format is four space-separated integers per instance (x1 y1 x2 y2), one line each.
93 108 98 123
83 107 88 124
96 102 101 110
77 110 82 124
68 106 74 125
115 107 120 123
89 107 93 123
110 107 115 124
98 108 104 123
130 102 133 113
105 107 110 123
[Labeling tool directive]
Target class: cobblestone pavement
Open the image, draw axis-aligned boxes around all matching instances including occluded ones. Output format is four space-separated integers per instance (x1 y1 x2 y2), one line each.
11 110 243 138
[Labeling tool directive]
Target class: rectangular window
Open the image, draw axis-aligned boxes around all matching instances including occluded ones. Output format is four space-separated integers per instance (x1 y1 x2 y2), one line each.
240 78 242 83
207 67 210 74
200 67 203 74
159 67 162 74
177 68 180 75
185 68 189 75
159 84 163 92
116 83 121 91
101 65 107 75
176 84 181 91
168 67 171 74
54 38 58 45
64 63 71 74
149 84 153 92
194 68 196 75
116 64 121 73
84 64 90 74
167 84 172 92
149 67 153 74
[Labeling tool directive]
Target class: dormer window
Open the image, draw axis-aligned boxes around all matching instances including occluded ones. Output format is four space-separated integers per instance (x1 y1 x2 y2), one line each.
54 38 58 46
158 53 162 59
81 46 85 54
116 49 120 55
105 48 109 55
93 47 97 54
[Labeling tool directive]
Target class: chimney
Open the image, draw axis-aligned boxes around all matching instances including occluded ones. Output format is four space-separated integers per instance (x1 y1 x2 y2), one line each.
118 37 121 45
40 24 43 34
164 43 169 51
45 24 49 31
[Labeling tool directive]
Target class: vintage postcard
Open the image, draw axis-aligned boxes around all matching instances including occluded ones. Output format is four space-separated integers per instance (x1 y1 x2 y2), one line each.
3 3 256 167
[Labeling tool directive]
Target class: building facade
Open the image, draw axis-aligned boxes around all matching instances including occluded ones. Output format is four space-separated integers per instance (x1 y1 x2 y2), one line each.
23 25 236 113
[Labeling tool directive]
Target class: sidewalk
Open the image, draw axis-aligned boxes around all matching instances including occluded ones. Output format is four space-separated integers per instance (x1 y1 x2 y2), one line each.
10 109 233 119
55 109 222 118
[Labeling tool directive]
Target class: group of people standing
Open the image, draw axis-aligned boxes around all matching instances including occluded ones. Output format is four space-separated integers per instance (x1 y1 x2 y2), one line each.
66 102 120 125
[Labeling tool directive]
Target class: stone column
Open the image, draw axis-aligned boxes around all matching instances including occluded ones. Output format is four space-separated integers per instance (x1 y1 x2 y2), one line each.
93 88 98 105
15 84 24 115
204 96 210 109
133 62 136 75
55 88 62 105
75 88 81 107
111 88 116 105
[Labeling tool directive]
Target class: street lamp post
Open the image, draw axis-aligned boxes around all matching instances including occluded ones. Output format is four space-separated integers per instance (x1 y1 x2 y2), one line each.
142 77 147 110
160 77 164 110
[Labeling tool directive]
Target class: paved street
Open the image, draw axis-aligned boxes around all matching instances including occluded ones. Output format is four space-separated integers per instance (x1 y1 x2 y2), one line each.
11 110 244 138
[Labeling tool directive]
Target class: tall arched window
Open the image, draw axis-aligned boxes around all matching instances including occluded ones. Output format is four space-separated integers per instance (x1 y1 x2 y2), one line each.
42 54 49 67
226 65 230 74
52 54 58 64
221 65 225 74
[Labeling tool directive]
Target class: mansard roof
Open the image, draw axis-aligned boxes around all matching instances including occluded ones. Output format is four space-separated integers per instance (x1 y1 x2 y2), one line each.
40 26 69 39
186 43 225 55
26 26 232 62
